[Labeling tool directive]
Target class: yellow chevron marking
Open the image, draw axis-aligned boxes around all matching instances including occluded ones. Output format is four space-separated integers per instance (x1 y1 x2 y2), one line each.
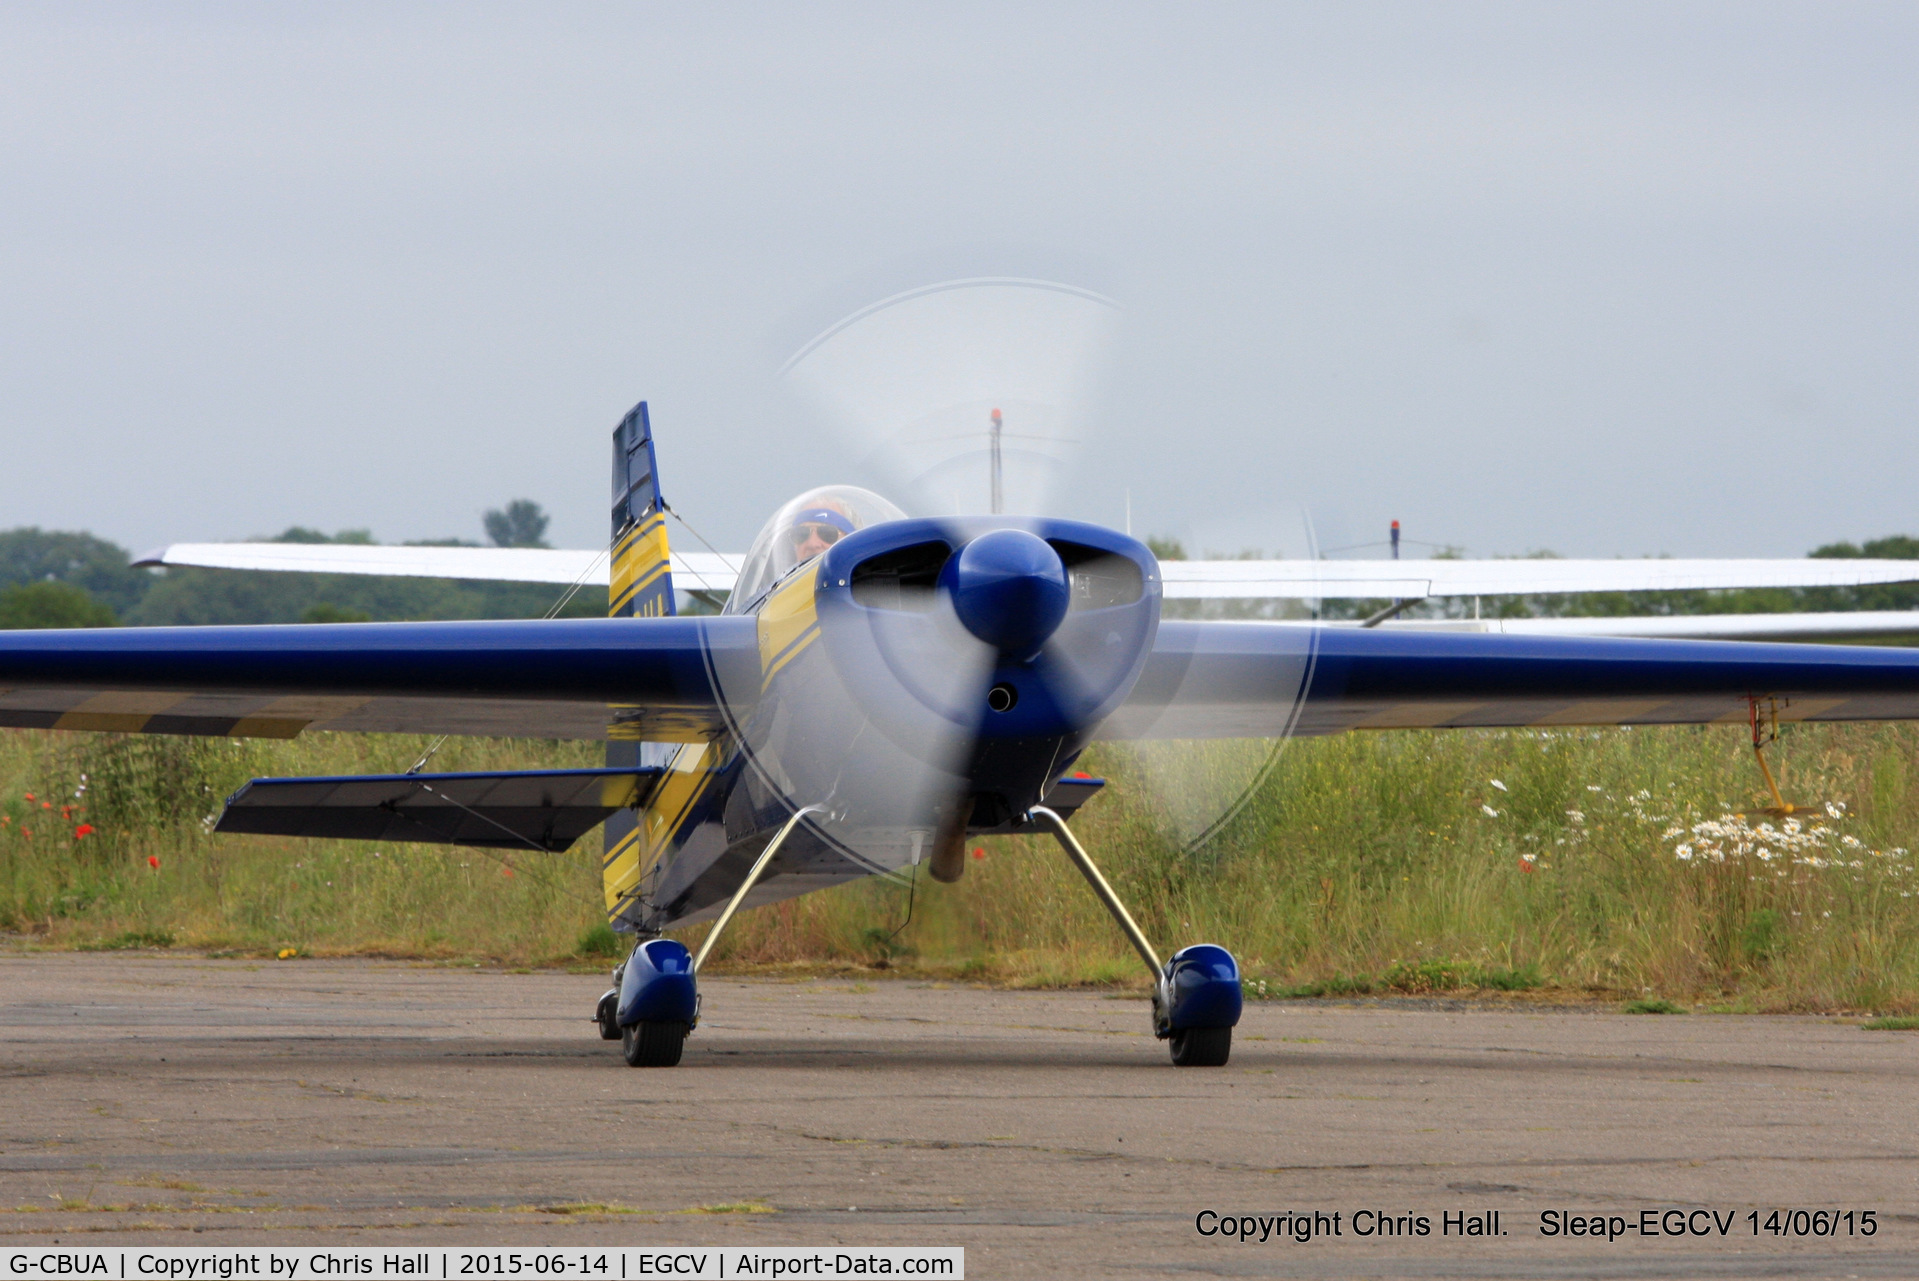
54 692 188 733
255 695 371 723
602 738 724 914
610 514 671 614
1349 702 1485 729
757 564 820 690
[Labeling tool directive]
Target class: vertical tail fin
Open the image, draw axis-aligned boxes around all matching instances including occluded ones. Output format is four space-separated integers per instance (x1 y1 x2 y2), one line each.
606 400 671 931
609 401 675 619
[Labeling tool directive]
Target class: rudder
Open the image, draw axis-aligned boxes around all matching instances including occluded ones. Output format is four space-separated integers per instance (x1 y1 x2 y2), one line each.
605 400 676 932
609 401 674 619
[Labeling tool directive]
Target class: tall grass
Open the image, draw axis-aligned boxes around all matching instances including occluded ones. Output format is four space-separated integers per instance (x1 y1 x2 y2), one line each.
2 722 1917 1009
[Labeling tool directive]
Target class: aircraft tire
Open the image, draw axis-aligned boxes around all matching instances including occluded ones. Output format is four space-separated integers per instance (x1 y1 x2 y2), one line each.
1167 1025 1231 1067
622 1020 688 1067
595 991 621 1041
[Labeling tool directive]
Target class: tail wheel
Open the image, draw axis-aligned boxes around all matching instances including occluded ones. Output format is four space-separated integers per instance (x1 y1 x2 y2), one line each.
1168 1025 1231 1067
622 1020 689 1067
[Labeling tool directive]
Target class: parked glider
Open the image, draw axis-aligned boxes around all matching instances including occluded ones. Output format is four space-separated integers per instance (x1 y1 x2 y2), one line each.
14 402 1919 1070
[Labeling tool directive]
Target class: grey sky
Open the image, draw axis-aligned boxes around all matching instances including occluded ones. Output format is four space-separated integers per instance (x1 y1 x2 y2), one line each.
2 3 1913 560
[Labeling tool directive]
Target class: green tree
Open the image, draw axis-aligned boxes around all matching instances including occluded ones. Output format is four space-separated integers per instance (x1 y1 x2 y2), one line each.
484 500 551 548
0 581 117 629
0 527 149 616
301 603 374 624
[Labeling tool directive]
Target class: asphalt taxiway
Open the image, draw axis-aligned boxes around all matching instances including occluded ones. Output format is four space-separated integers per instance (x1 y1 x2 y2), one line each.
1 954 1914 1278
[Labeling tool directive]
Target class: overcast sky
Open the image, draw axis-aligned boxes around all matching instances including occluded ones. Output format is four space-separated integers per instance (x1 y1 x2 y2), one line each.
2 3 1914 560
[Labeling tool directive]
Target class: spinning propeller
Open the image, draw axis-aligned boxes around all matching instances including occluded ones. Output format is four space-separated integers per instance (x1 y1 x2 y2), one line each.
708 280 1319 882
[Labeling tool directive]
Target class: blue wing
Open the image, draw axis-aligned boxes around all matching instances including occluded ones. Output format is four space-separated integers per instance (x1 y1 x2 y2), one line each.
0 617 758 741
1108 622 1919 739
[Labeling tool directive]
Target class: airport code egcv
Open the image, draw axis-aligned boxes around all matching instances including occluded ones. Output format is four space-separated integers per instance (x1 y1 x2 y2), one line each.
4 1252 961 1280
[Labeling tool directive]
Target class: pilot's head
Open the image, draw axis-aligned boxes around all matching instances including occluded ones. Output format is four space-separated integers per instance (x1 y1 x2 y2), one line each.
787 504 856 562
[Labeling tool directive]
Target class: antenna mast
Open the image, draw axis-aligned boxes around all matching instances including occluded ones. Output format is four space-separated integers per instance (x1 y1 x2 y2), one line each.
989 408 1004 515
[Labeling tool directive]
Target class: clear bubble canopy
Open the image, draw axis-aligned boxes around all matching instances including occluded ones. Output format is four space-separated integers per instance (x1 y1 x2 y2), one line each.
725 485 908 612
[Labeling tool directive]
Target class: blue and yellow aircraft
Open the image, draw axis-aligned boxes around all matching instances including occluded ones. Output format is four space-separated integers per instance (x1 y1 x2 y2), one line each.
10 400 1919 1068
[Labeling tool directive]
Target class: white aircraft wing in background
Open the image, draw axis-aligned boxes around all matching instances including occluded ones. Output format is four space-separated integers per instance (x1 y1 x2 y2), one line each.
134 543 1919 641
1158 557 1919 600
134 543 742 597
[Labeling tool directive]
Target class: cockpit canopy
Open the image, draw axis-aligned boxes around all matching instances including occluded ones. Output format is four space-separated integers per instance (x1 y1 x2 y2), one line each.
725 485 907 612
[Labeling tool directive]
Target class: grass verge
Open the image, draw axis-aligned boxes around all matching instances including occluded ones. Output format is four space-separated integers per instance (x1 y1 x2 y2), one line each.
2 721 1919 1011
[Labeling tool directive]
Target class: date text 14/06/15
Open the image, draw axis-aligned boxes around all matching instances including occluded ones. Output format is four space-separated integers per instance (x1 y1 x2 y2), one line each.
1542 1210 1877 1241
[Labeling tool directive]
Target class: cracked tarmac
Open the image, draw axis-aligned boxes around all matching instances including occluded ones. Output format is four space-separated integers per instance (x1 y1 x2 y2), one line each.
1 953 1915 1278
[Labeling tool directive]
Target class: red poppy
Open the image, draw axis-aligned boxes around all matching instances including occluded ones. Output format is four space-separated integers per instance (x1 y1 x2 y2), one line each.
972 846 986 860
501 865 515 878
40 801 50 810
74 824 94 838
147 855 160 870
21 829 30 839
23 792 33 801
1518 857 1536 873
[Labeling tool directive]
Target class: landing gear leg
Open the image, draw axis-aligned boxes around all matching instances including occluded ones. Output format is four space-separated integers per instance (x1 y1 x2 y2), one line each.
1029 805 1243 1067
602 806 825 1068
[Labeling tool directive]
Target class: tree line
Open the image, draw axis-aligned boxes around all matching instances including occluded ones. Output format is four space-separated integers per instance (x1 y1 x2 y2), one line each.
0 501 597 628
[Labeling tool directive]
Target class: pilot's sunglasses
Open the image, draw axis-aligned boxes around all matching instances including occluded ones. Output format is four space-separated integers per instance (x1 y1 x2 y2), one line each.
789 523 844 548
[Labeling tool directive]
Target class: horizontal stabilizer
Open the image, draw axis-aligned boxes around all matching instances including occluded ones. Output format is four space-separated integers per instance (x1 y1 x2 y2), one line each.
1040 774 1104 818
216 767 662 851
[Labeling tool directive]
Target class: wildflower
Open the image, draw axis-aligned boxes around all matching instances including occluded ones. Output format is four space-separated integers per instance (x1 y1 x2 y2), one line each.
40 801 50 810
1480 805 1500 818
1586 785 1603 792
500 866 513 878
973 846 986 860
1567 809 1586 824
1518 854 1537 873
73 824 93 838
277 947 297 960
21 829 30 839
23 792 33 801
1490 779 1508 792
146 855 159 870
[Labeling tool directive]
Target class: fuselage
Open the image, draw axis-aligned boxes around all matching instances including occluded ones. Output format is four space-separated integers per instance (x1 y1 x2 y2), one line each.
608 511 1161 934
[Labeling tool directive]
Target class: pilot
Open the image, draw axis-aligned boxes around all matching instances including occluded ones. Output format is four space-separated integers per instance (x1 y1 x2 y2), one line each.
787 503 857 563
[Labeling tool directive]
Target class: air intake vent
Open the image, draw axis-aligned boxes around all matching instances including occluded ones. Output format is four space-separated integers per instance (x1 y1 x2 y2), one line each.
849 541 952 611
1049 541 1144 610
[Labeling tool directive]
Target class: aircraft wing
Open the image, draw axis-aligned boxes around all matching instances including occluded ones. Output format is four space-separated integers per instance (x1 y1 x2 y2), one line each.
1364 611 1919 643
1160 557 1919 600
133 542 743 597
0 617 758 741
140 544 1919 607
1107 621 1919 740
